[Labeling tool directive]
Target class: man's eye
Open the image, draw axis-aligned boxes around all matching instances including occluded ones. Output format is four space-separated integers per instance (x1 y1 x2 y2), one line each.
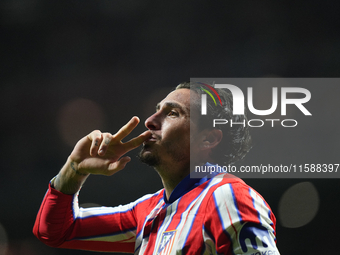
168 111 178 116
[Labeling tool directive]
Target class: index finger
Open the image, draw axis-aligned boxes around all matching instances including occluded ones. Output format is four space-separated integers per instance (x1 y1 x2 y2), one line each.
123 130 152 152
114 116 140 141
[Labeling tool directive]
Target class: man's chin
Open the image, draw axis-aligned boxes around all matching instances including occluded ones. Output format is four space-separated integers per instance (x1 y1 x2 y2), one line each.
138 149 160 167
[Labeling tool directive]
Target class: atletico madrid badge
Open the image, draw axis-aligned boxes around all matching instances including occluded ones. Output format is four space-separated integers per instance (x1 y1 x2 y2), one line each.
156 230 177 255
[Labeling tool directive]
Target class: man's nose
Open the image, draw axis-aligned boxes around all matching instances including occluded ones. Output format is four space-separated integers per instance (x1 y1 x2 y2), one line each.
145 112 161 130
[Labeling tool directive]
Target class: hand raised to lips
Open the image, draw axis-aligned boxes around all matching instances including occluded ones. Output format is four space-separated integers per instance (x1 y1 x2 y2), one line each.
68 116 151 176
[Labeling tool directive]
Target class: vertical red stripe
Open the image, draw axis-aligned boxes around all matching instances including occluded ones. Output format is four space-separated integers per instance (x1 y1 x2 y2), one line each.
230 183 261 224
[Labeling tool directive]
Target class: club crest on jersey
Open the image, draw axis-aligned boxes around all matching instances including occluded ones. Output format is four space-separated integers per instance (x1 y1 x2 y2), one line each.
156 230 177 255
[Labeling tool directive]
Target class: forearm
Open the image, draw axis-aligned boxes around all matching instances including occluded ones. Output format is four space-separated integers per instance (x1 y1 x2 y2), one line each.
33 182 76 247
33 181 138 252
54 157 89 195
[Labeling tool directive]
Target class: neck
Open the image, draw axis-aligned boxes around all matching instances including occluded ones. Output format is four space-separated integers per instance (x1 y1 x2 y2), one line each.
154 164 190 200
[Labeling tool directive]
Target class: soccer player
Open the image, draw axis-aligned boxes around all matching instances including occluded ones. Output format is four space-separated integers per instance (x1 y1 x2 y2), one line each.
33 82 281 254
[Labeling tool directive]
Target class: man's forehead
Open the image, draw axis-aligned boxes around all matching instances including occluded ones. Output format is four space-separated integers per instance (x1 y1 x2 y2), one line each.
157 89 191 110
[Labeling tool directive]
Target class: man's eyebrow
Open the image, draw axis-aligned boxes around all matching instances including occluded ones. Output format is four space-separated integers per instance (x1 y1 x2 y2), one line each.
156 102 187 111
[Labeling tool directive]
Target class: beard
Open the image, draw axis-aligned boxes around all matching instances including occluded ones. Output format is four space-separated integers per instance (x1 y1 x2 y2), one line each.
138 143 161 167
138 138 188 168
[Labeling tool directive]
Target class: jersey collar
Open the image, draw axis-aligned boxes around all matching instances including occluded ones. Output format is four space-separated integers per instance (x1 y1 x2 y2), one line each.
163 162 219 205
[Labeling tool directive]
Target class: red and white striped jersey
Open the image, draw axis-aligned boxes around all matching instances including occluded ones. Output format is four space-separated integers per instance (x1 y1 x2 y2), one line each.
33 172 280 255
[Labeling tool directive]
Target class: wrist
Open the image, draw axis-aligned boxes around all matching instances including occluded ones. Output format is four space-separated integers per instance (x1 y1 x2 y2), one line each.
69 160 88 176
53 158 89 194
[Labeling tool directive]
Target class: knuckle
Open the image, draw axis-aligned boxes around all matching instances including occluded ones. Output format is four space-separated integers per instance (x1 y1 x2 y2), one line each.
102 134 112 145
103 132 113 138
91 130 102 140
92 129 102 135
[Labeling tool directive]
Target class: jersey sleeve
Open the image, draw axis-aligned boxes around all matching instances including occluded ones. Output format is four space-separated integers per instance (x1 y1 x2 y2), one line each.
203 182 280 255
33 182 137 253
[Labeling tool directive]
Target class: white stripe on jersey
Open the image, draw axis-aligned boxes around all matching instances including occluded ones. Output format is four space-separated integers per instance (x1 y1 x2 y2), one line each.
79 204 134 219
202 225 217 255
213 183 243 239
248 188 273 227
72 191 80 220
135 198 165 254
76 191 163 219
153 198 180 248
175 177 223 252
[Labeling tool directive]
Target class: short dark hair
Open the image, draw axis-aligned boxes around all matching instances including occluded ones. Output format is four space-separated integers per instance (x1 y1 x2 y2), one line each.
176 81 252 165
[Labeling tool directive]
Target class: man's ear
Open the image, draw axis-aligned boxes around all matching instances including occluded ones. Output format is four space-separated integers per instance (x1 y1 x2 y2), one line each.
200 129 223 150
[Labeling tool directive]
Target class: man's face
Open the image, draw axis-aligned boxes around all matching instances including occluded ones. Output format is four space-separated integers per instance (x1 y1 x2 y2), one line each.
139 88 200 169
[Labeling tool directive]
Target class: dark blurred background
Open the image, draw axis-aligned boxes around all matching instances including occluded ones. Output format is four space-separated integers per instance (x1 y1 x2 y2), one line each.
1 0 340 254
